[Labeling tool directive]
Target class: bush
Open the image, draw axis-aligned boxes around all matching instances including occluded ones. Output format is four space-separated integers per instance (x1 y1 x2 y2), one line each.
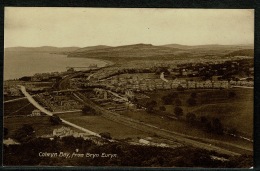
99 132 112 139
159 106 166 111
228 91 236 98
175 99 182 106
186 112 196 123
187 98 197 106
13 124 35 143
49 115 62 125
82 106 96 115
174 107 183 118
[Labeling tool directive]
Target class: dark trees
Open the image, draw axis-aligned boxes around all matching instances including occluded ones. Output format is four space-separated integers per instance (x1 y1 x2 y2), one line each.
211 118 224 135
228 91 236 98
49 115 62 125
159 106 166 111
175 99 182 106
162 92 178 105
99 132 112 139
187 98 197 106
13 124 35 143
186 112 196 123
174 107 183 118
4 127 8 138
145 100 157 113
82 106 97 115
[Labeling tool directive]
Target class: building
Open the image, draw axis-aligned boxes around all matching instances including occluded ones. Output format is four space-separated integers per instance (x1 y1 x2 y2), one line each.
28 109 41 117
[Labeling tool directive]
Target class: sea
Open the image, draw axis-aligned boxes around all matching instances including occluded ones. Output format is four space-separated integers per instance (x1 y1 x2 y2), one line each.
4 51 108 80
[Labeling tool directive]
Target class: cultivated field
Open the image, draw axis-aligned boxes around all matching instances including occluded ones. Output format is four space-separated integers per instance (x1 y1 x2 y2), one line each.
57 112 153 140
4 116 71 138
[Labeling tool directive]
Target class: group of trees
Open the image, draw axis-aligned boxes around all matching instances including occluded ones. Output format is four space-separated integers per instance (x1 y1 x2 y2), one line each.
82 105 97 115
161 92 179 105
186 114 224 135
145 100 157 113
186 92 197 106
200 117 224 135
13 124 35 143
49 115 62 125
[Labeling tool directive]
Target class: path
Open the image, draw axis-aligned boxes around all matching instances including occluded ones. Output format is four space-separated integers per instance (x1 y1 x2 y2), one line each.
19 85 100 137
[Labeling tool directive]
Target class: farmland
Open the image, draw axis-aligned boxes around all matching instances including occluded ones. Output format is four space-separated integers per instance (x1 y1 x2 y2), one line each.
4 116 70 138
57 112 153 140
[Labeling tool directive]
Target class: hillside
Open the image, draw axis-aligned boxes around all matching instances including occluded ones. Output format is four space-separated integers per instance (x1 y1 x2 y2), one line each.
5 46 80 53
224 49 254 57
162 44 253 50
68 43 254 60
71 45 111 53
68 43 182 58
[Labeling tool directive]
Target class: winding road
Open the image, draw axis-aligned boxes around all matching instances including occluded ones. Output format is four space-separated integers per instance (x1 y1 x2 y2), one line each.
19 85 101 137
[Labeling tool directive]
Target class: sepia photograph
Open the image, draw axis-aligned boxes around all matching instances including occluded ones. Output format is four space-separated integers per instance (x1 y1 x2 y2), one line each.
3 7 254 168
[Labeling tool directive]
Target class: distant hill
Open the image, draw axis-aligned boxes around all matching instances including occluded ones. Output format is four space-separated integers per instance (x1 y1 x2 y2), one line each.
162 44 253 50
71 45 111 53
68 43 182 58
224 49 254 57
5 46 80 53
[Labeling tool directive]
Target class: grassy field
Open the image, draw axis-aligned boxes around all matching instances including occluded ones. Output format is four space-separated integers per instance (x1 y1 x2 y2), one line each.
4 99 36 116
4 116 71 138
128 88 253 149
57 113 153 140
140 88 253 138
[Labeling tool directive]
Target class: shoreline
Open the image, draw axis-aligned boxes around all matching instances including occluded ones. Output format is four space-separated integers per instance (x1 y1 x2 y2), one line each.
4 52 113 81
67 55 116 67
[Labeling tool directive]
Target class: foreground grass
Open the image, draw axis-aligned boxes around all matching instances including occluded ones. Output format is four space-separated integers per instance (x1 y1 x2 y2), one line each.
4 116 79 138
57 113 153 140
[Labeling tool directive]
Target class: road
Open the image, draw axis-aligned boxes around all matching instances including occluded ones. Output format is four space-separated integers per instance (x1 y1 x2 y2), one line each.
73 92 250 156
232 86 254 89
19 85 101 137
160 72 169 82
4 96 36 104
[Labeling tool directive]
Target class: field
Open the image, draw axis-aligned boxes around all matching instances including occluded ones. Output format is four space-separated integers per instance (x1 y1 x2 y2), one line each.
4 99 36 116
4 116 71 138
118 87 253 151
140 88 253 138
57 112 153 140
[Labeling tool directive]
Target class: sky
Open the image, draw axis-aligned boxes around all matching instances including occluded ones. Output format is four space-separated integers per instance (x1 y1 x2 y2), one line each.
4 8 254 48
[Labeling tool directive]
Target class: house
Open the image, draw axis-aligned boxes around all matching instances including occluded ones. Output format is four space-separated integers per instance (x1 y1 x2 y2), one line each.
139 139 150 145
28 109 41 117
53 127 74 137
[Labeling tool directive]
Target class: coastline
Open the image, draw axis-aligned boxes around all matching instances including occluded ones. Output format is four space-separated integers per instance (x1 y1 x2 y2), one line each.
67 55 115 67
4 52 112 81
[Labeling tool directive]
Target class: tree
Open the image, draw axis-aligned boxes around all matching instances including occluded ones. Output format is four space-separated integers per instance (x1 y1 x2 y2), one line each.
187 98 197 106
191 92 197 98
177 85 185 91
145 100 157 113
169 92 179 98
200 116 208 124
159 106 166 111
150 100 157 107
162 96 173 105
4 127 8 138
49 115 62 125
13 124 35 143
228 91 236 98
174 107 183 118
175 99 182 106
99 132 112 139
186 112 196 123
211 118 224 134
82 106 96 115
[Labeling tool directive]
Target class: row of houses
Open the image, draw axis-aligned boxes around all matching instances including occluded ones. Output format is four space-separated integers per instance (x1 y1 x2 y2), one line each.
52 127 106 145
37 93 83 112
